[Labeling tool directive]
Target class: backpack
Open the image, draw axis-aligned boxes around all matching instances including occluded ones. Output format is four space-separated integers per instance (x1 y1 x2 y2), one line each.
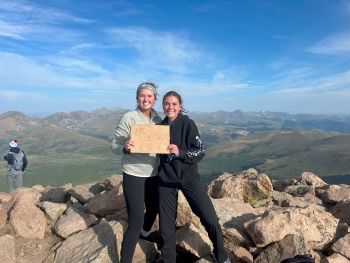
281 254 315 263
9 150 24 171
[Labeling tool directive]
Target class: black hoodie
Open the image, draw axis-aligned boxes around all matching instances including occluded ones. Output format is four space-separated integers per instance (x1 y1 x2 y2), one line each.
3 147 28 171
158 113 205 185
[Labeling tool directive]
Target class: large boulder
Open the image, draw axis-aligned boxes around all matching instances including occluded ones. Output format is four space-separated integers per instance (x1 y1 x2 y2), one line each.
328 199 350 225
37 201 68 224
98 174 123 192
330 233 350 260
85 187 126 217
176 222 213 259
9 191 47 239
254 234 310 263
211 197 257 248
244 206 338 250
52 207 99 238
39 184 72 203
53 220 158 263
206 169 273 206
300 172 327 187
316 184 350 205
67 182 101 204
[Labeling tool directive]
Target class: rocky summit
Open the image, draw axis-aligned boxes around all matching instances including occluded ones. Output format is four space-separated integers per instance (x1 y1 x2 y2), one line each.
0 169 350 263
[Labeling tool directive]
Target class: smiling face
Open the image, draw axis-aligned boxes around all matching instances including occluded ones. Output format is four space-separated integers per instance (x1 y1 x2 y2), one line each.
137 88 157 113
162 95 182 122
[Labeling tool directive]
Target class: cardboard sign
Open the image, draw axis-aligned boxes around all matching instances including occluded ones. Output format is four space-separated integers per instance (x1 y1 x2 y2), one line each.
130 124 170 154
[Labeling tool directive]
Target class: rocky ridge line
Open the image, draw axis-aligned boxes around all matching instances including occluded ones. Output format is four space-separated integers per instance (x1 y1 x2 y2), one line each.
0 169 349 263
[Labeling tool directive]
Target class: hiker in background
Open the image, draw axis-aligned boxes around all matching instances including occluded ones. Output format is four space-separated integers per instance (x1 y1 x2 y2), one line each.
3 139 28 192
157 91 230 263
110 81 162 263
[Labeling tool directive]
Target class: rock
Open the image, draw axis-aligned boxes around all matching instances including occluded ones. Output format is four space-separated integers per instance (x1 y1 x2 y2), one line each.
244 206 338 250
300 172 327 187
206 172 241 199
334 222 349 241
328 199 350 225
9 191 47 239
320 253 350 263
37 201 68 223
206 170 273 206
280 196 326 212
39 184 72 203
330 232 350 260
254 234 310 263
211 197 256 248
85 187 126 217
226 244 253 263
316 184 350 205
272 179 294 192
0 192 12 204
301 192 323 205
4 188 42 217
284 185 315 197
53 220 158 263
0 170 349 263
113 207 129 222
0 208 7 229
98 174 123 192
53 221 121 263
176 222 213 259
67 182 101 204
273 190 293 206
52 207 99 238
0 234 16 263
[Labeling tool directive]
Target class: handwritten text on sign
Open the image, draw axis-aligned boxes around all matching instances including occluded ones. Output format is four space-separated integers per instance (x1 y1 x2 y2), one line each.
130 124 170 154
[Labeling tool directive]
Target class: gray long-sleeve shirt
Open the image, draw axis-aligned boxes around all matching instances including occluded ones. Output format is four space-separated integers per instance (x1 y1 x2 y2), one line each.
110 107 162 177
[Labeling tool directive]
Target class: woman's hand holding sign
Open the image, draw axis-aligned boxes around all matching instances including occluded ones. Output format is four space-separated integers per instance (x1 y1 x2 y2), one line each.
167 144 179 156
124 139 135 151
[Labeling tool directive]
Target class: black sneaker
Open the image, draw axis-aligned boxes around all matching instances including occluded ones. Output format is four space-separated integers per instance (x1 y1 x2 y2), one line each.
139 233 161 244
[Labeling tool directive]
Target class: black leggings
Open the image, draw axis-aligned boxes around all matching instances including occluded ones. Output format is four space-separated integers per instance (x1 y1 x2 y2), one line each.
120 173 158 263
158 177 228 263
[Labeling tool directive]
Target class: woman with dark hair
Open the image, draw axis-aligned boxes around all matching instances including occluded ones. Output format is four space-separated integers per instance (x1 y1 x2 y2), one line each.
110 82 162 263
157 91 230 263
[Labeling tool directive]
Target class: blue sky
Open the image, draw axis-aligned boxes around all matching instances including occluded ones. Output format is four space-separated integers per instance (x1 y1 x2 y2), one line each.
0 0 349 116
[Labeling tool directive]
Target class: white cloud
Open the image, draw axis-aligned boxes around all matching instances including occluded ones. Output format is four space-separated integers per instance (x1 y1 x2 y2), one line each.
265 71 350 96
0 52 61 87
0 0 94 25
0 51 161 93
0 21 28 39
0 0 94 41
306 33 350 55
107 27 201 72
46 56 109 76
0 52 115 89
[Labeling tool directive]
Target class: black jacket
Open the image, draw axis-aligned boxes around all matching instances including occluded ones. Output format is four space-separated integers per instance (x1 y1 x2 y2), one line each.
3 147 28 172
158 113 205 185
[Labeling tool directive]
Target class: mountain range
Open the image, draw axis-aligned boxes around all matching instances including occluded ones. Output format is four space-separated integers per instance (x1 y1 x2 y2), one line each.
1 108 349 192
